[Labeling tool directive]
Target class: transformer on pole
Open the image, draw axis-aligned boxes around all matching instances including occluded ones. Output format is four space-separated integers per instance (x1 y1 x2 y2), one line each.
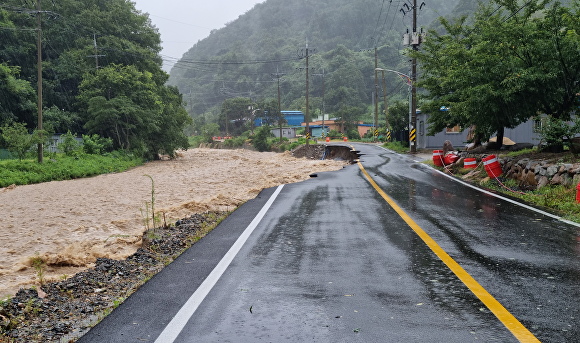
402 1 425 153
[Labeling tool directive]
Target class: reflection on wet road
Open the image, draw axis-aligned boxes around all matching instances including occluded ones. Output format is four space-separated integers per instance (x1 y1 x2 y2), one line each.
361 144 580 342
176 143 578 342
359 160 539 342
81 143 579 343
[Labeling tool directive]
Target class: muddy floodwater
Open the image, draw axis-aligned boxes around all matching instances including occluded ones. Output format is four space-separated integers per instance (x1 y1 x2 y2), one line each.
0 148 345 298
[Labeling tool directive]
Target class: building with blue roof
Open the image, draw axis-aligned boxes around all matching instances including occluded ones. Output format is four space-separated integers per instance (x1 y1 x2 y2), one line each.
254 111 305 128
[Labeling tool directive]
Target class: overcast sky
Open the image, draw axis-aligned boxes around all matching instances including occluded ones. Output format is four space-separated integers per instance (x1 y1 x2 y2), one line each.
132 0 264 71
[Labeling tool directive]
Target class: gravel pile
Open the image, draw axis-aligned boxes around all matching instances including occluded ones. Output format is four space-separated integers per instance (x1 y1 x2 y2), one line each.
0 211 228 342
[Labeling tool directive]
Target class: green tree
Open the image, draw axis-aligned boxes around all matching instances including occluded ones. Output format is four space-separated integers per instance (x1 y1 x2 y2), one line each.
415 0 580 148
148 86 191 157
388 100 410 133
43 106 82 134
0 122 44 160
82 95 145 151
252 125 273 152
0 63 36 127
219 97 254 136
200 123 220 143
323 45 368 112
78 64 189 159
538 116 580 151
334 106 364 133
0 7 37 89
529 2 580 120
255 98 287 141
347 129 361 140
82 133 113 154
0 0 164 115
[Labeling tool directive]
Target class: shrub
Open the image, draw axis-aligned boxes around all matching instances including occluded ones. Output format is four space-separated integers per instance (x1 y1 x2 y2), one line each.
0 122 45 161
328 129 341 138
58 131 82 156
188 135 205 148
222 135 247 148
347 129 361 140
539 116 580 152
252 126 273 152
82 134 113 154
269 137 290 152
200 123 220 144
288 141 301 150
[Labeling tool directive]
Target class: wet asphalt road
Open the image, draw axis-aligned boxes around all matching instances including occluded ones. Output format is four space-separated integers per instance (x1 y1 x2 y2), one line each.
79 143 580 343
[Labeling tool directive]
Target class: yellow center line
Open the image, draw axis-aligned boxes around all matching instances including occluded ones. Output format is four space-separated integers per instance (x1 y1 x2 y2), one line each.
358 162 540 343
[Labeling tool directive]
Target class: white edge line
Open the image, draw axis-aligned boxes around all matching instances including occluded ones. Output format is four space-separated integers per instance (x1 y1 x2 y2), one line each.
381 147 580 228
432 168 580 227
154 184 284 343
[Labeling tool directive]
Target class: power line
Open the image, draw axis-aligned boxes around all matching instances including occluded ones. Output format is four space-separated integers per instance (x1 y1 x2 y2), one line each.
503 0 534 22
175 56 300 66
370 0 387 47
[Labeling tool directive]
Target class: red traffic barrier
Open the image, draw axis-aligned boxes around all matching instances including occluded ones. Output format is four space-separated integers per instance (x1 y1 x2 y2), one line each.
483 154 503 178
326 136 330 142
443 153 459 165
432 150 444 166
576 183 580 203
464 158 477 169
343 136 348 142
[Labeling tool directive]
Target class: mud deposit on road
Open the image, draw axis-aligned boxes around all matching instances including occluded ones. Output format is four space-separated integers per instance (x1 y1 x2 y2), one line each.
0 148 346 298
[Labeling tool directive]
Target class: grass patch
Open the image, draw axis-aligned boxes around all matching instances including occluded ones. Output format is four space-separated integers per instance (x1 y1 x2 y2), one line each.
480 178 580 223
0 152 143 188
426 154 580 224
503 147 536 158
382 141 409 154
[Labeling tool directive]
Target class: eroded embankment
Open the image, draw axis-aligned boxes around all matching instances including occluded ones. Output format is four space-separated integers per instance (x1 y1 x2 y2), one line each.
292 144 361 162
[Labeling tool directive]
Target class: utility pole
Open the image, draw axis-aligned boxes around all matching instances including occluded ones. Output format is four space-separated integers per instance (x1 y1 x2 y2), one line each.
360 47 380 142
7 1 57 163
298 43 315 145
410 0 418 153
376 68 410 141
88 34 105 70
313 69 326 137
271 67 285 142
379 69 389 137
374 47 379 142
36 0 43 163
305 44 311 145
401 1 425 153
220 83 230 136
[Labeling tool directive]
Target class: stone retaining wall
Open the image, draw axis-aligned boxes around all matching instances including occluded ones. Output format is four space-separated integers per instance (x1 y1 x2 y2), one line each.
499 156 580 189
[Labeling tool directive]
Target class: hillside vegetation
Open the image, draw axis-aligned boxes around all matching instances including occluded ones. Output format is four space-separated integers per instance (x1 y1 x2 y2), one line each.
168 0 466 134
169 0 579 154
0 0 190 160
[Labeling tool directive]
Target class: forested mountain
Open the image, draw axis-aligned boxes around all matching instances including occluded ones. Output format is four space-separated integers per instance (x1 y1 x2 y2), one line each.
168 0 466 133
